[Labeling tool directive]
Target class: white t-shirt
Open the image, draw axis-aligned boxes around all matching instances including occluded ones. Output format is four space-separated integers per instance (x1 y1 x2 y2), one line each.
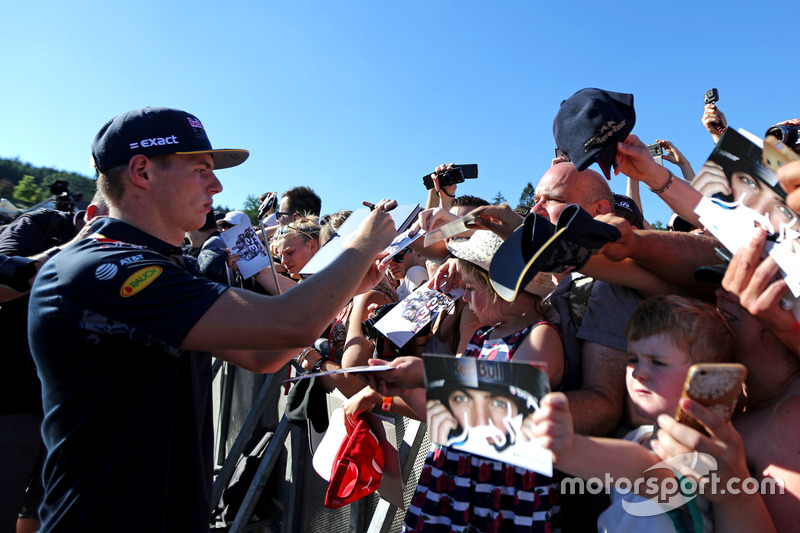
597 425 712 533
397 265 429 300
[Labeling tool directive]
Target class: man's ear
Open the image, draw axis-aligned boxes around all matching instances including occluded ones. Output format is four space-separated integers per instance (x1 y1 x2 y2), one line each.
128 155 151 189
591 199 613 217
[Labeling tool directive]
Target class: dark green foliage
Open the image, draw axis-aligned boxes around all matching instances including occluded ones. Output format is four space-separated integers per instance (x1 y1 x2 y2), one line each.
0 157 96 207
240 195 260 225
0 179 14 197
492 191 507 206
13 175 45 205
517 182 536 210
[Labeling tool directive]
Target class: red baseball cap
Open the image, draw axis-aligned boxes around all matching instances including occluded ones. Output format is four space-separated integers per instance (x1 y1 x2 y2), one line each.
324 416 384 509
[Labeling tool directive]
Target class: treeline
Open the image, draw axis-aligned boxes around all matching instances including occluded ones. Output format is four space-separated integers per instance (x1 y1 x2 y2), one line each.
0 156 96 208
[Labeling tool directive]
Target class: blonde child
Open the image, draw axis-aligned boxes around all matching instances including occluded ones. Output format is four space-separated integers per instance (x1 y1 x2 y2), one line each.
530 295 736 532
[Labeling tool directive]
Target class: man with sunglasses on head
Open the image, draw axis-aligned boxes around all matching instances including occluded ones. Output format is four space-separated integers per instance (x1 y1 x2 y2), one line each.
26 107 396 533
276 186 321 225
258 185 322 242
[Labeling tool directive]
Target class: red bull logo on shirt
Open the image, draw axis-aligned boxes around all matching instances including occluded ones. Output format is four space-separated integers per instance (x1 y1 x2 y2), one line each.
120 266 162 297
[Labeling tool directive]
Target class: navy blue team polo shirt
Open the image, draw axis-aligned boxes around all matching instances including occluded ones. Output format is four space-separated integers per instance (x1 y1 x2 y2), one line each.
28 217 229 533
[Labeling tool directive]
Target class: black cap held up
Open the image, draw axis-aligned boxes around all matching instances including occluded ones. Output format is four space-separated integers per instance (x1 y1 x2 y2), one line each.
489 205 622 302
553 88 635 180
91 107 249 172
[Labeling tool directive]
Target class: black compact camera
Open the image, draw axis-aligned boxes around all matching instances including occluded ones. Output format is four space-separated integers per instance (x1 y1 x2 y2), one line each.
361 302 398 341
703 88 719 105
766 124 800 153
422 164 479 190
362 301 432 359
49 180 82 213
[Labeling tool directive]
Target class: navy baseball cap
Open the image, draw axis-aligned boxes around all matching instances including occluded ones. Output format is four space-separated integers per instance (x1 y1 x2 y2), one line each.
490 205 621 302
613 193 645 230
91 107 249 172
489 212 557 302
553 88 635 180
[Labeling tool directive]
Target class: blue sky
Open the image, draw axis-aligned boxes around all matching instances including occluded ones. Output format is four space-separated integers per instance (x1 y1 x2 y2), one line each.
2 1 799 226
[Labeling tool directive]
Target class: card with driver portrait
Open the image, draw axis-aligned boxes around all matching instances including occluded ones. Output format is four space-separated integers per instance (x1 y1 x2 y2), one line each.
422 355 552 475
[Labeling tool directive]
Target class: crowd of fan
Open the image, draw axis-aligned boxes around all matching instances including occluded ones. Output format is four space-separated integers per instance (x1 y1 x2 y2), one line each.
2 92 800 533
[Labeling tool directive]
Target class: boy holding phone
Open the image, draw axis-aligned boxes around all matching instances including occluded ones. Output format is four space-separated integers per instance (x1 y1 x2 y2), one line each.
527 296 740 532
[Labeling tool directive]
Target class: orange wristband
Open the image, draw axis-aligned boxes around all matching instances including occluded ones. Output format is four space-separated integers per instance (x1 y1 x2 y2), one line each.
381 396 392 412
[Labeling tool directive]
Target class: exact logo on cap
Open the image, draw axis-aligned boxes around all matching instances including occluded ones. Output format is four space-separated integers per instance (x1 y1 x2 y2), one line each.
129 135 179 150
91 107 249 173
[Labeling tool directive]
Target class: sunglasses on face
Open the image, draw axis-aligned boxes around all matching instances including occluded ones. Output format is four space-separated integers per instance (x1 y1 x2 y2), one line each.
391 248 412 263
276 211 297 220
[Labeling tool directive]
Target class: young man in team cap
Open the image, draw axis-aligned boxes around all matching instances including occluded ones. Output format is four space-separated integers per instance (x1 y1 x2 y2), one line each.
28 107 396 532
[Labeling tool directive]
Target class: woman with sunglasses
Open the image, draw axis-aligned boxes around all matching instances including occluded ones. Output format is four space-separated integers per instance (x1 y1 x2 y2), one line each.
240 216 322 295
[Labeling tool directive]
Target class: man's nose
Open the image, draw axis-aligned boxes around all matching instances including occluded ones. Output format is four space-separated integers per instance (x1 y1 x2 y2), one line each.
471 403 489 427
209 172 223 195
531 198 547 217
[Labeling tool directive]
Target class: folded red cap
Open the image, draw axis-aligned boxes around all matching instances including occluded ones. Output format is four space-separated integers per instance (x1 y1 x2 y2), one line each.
324 416 384 509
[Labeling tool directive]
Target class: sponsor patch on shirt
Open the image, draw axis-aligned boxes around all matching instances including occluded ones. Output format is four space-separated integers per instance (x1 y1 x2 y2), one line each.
120 266 162 297
95 263 118 281
120 254 144 266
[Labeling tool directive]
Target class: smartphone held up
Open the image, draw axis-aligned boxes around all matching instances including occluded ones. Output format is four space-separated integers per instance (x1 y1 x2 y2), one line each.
647 143 664 166
674 363 747 435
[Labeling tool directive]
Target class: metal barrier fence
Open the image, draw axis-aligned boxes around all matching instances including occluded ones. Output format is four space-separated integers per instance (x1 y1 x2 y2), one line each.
210 360 430 533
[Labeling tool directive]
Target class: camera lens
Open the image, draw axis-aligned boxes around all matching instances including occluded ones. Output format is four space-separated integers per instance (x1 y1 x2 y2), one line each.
437 167 465 188
766 125 800 151
767 125 790 142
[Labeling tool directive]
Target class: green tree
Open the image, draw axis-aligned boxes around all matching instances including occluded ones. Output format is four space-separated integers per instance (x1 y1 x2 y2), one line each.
0 156 96 202
492 191 507 206
240 195 260 224
650 220 666 231
13 175 46 206
517 182 535 210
